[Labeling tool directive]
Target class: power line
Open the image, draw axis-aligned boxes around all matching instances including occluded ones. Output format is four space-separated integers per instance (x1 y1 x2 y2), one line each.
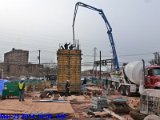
83 52 155 58
41 50 57 53
29 50 39 53
118 52 153 57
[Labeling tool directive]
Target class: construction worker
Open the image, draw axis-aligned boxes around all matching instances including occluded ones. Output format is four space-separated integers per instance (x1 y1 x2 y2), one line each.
64 42 70 50
109 81 115 94
65 80 70 97
69 44 74 50
82 78 87 94
18 79 25 101
83 77 87 85
61 45 64 49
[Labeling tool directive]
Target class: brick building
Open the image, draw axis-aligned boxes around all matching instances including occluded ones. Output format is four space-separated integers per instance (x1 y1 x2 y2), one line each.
4 48 29 65
2 48 44 78
6 64 43 77
0 63 5 78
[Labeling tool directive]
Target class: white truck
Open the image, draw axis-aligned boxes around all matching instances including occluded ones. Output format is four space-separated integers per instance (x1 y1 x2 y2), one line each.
118 60 160 117
118 60 160 96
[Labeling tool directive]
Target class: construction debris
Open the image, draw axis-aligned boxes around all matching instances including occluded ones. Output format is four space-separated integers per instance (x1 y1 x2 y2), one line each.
129 110 147 120
108 97 130 114
128 97 140 109
86 86 103 96
103 108 125 120
92 96 107 109
144 114 160 120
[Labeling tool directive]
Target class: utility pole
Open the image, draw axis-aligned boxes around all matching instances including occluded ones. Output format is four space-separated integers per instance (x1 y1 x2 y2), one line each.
94 47 97 64
100 51 101 81
93 47 97 77
38 50 41 65
38 50 41 79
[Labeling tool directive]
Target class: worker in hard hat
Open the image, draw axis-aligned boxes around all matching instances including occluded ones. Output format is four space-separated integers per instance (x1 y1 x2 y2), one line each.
82 78 87 94
18 79 25 101
109 81 115 95
65 80 70 98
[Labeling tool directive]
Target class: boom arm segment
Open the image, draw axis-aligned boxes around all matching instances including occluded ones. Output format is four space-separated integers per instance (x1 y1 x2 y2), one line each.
72 2 119 71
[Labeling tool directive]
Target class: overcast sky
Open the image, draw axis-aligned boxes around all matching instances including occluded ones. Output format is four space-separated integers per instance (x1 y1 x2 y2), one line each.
0 0 160 69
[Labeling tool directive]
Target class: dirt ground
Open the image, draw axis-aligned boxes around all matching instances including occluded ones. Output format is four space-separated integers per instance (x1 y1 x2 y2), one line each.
0 90 140 120
0 98 74 114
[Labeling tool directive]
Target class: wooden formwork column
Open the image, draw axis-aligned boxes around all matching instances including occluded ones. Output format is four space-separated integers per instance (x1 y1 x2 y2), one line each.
57 49 81 93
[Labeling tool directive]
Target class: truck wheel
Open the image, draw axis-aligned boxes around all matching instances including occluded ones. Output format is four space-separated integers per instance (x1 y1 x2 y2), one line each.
125 87 131 96
119 86 126 96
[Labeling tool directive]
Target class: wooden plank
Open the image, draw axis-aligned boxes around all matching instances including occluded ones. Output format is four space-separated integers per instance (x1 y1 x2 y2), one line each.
103 108 125 120
32 100 69 102
93 111 109 117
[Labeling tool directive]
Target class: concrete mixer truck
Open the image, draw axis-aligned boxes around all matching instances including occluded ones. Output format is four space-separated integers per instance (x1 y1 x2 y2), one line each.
118 60 160 96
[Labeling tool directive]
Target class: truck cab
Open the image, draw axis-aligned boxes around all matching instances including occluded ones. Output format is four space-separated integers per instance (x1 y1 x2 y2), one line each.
145 66 160 89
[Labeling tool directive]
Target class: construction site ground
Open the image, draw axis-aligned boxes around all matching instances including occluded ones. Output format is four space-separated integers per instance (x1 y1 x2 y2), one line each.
0 88 142 120
0 98 74 114
71 94 139 120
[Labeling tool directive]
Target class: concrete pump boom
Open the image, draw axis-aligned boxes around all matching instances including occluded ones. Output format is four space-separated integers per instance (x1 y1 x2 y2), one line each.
72 2 119 71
